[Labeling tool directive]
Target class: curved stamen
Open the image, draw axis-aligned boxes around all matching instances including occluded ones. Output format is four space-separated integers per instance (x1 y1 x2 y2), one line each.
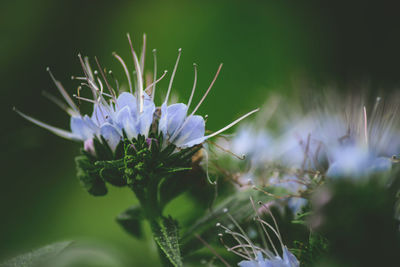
113 52 133 94
94 57 117 103
205 108 260 140
250 197 279 256
190 63 222 117
127 33 144 113
47 67 79 113
151 49 157 101
13 107 79 140
164 48 182 104
42 91 76 116
140 33 146 74
186 63 198 111
144 70 168 93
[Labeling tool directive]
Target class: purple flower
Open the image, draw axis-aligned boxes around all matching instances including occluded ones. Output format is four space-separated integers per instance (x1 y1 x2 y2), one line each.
16 34 258 154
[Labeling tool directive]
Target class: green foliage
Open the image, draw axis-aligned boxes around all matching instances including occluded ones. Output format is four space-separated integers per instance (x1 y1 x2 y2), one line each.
0 241 72 267
151 217 183 267
116 205 144 239
293 232 329 267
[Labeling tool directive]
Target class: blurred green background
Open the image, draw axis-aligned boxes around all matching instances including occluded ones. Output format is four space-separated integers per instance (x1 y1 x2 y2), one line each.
1 0 400 265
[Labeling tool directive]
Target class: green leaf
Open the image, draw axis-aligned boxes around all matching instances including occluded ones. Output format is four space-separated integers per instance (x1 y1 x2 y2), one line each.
0 241 72 267
116 205 144 239
75 155 107 196
151 217 183 267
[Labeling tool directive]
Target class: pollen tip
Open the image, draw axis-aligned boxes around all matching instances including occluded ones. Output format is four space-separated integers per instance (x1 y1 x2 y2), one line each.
257 201 263 205
193 62 197 66
178 48 182 52
46 67 50 72
12 106 17 111
218 233 223 237
152 48 156 53
223 208 228 213
216 223 221 227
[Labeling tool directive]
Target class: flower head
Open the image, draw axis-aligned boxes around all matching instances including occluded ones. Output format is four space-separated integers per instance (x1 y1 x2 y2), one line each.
15 34 259 156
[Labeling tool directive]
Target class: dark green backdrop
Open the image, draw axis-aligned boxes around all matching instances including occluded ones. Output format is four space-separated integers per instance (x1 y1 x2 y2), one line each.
1 0 400 265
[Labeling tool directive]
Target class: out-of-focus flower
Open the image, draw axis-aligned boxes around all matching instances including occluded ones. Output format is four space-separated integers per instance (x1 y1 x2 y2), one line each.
217 200 300 267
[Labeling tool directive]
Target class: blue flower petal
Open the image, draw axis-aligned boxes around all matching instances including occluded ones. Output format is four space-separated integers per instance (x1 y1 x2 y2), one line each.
137 101 155 136
100 123 122 152
282 247 300 267
116 92 137 112
70 115 98 140
116 106 138 140
159 103 188 138
172 115 205 148
92 103 114 126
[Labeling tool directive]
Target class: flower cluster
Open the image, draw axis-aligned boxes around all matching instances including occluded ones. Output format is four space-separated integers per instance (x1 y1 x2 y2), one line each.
16 34 258 158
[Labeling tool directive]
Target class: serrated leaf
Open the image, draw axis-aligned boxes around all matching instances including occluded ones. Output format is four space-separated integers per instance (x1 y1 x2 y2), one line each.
116 205 144 239
151 217 183 267
0 241 72 267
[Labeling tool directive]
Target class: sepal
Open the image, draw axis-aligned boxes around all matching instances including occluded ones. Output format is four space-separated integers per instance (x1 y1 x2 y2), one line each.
75 154 107 196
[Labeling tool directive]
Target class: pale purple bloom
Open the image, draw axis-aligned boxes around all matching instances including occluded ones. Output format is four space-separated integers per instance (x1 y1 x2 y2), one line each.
326 146 392 178
16 34 258 153
238 248 299 267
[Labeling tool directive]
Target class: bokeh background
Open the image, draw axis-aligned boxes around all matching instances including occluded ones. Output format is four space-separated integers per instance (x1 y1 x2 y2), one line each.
1 0 400 265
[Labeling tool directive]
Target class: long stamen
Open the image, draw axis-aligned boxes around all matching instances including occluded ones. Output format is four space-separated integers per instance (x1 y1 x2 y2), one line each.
77 54 98 99
113 52 133 94
164 48 182 104
144 70 168 93
140 33 146 74
205 108 260 139
187 63 198 110
13 107 78 140
73 94 97 104
363 106 368 145
151 49 157 101
94 57 117 102
219 235 252 260
46 67 79 113
42 91 76 116
127 33 144 113
256 219 284 251
226 212 258 258
258 202 284 250
190 63 222 117
202 148 216 184
218 223 256 258
250 197 279 256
